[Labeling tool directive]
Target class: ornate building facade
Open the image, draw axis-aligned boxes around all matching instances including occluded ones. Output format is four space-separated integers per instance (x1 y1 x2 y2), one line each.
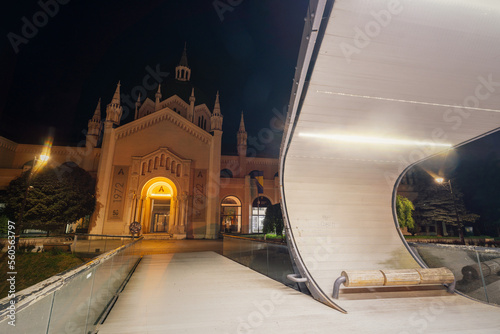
0 48 280 239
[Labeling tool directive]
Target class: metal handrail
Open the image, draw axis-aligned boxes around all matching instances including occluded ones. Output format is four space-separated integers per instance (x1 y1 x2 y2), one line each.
287 274 308 283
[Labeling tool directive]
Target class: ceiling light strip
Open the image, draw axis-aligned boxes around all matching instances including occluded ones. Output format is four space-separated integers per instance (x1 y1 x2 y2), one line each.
299 132 452 147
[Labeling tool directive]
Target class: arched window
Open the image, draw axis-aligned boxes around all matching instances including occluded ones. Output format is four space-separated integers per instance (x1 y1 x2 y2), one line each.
171 161 176 173
160 154 165 167
176 164 181 177
203 118 207 130
220 169 233 178
141 162 147 175
166 157 171 170
148 159 152 173
249 170 261 178
154 156 159 169
221 196 242 233
252 196 272 233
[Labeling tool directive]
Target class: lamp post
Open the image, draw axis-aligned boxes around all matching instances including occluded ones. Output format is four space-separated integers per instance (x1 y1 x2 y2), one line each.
435 177 465 245
15 154 50 247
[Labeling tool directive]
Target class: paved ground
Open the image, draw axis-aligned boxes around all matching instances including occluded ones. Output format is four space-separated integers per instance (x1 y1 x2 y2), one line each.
135 239 223 255
70 238 223 256
98 251 500 334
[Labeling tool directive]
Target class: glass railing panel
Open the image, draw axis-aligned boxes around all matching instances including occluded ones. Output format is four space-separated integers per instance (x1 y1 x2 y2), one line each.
483 252 500 305
223 235 299 290
47 267 96 334
266 243 295 287
409 242 500 306
84 257 116 333
0 293 54 333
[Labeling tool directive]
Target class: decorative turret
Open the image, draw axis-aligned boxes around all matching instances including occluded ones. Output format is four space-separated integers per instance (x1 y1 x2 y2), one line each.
106 81 123 126
84 99 102 168
155 84 162 111
88 99 101 136
188 88 195 122
134 93 141 120
175 44 191 82
210 91 223 131
237 112 247 157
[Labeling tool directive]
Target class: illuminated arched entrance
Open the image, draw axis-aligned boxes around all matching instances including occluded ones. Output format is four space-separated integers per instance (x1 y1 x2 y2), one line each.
139 177 178 234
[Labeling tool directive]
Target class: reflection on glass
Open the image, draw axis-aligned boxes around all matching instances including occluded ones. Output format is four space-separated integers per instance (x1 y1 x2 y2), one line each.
411 243 500 306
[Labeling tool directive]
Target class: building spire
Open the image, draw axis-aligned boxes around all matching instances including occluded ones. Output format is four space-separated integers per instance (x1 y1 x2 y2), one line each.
175 44 191 81
213 91 221 115
88 98 102 136
93 98 101 121
210 91 223 131
238 111 246 132
111 81 121 105
134 93 141 119
155 84 162 110
106 81 123 126
237 111 247 157
179 42 189 67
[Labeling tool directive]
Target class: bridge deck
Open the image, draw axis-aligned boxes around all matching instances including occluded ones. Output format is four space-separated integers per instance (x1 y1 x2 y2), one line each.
98 251 500 333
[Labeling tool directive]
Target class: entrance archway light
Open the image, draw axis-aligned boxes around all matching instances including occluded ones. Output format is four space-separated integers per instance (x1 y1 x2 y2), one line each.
298 133 452 147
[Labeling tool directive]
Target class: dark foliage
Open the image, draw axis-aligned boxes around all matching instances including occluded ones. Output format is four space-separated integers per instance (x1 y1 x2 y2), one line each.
262 203 284 236
4 163 95 233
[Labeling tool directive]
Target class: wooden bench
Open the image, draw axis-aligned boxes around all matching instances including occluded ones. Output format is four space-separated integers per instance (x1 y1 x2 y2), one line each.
332 267 455 299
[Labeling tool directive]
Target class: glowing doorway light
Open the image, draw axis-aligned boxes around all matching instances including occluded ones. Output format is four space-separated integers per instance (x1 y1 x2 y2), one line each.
298 133 452 147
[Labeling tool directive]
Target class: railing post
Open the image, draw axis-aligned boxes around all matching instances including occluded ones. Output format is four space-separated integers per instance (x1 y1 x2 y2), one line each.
72 234 78 253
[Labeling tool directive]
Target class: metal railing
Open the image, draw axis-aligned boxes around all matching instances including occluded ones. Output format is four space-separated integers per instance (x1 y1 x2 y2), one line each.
0 237 143 333
72 233 138 255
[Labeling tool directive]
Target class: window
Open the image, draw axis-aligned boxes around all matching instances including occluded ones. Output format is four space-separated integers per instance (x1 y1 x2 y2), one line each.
251 196 272 233
220 169 233 178
221 196 242 233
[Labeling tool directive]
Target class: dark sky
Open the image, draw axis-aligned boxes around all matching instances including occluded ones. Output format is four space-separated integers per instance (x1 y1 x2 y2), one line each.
0 0 308 156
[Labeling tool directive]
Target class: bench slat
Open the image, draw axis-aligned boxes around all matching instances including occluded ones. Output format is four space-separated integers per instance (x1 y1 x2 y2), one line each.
382 269 421 285
341 270 384 287
416 268 454 284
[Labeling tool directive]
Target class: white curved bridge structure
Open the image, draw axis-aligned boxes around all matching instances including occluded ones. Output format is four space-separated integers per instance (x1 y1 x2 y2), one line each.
281 0 500 316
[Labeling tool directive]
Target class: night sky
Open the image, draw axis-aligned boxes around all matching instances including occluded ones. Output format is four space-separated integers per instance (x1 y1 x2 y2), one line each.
0 0 309 156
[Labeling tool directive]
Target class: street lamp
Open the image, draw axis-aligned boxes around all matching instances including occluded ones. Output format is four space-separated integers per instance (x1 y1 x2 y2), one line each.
434 177 465 245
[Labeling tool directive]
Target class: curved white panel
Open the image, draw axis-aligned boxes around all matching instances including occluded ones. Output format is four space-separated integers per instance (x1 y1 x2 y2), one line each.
282 0 500 312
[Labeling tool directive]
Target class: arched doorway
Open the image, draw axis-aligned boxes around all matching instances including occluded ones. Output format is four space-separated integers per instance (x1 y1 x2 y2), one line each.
251 196 272 233
139 177 178 234
220 196 242 233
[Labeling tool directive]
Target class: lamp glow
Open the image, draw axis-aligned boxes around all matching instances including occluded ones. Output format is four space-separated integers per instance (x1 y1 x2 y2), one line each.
298 133 452 148
39 154 50 162
435 177 445 184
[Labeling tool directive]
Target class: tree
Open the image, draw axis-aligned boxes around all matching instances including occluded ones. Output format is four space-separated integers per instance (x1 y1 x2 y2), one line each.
396 195 415 230
4 162 95 235
413 180 479 237
262 203 284 235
